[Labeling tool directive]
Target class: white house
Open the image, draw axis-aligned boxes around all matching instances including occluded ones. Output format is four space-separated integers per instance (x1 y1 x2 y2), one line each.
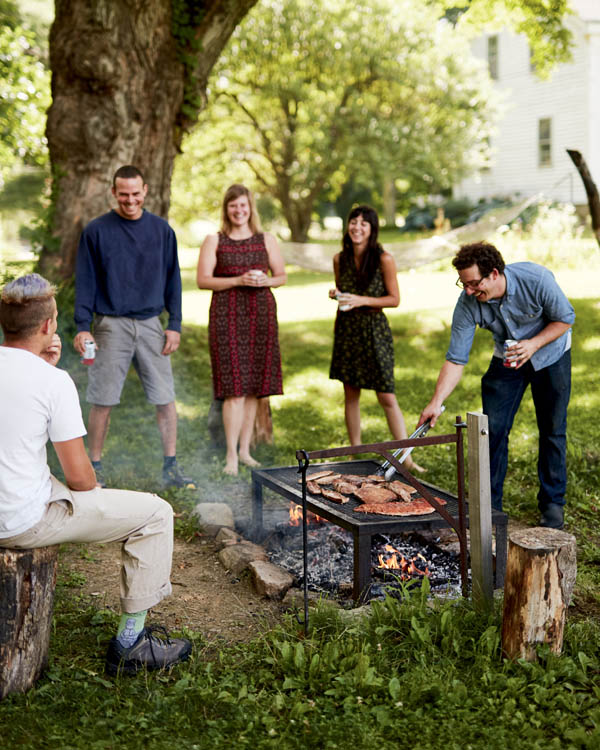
455 0 600 208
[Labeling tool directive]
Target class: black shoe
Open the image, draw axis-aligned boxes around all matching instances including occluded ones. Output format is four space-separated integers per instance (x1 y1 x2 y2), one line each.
539 504 564 530
163 461 196 489
105 626 192 676
92 461 107 489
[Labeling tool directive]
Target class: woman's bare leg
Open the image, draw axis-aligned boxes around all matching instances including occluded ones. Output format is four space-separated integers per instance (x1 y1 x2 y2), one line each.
376 391 425 472
222 396 245 475
344 384 362 445
238 396 260 467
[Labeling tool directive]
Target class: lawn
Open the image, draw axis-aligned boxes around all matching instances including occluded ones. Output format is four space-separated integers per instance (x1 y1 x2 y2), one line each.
1 237 600 748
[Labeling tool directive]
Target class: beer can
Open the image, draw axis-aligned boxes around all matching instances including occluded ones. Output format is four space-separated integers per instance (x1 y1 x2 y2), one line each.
503 339 518 368
82 339 96 366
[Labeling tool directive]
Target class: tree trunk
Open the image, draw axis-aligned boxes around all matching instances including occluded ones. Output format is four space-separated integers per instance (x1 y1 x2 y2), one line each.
0 546 59 699
567 149 600 248
40 0 257 280
501 527 576 661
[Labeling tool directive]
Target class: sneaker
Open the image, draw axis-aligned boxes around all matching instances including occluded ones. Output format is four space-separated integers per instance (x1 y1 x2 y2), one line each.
105 626 192 676
163 461 196 489
92 461 107 489
539 504 564 530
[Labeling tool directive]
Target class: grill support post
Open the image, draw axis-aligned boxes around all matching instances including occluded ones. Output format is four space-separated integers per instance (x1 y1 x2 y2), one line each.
467 411 494 610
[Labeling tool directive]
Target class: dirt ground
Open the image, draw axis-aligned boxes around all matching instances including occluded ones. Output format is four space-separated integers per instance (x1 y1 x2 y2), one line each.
59 532 285 643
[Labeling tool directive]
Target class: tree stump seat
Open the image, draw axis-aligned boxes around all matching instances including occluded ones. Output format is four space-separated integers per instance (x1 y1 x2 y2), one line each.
501 527 576 661
0 545 59 699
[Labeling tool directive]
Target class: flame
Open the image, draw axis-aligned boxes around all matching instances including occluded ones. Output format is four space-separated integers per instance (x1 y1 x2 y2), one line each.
288 502 325 526
377 543 430 579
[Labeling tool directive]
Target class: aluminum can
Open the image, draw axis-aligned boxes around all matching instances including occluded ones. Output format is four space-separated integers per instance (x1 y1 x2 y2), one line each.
82 339 96 366
503 339 518 368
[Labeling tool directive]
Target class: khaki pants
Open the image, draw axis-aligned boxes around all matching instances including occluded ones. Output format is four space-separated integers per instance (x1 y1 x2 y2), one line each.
0 476 173 613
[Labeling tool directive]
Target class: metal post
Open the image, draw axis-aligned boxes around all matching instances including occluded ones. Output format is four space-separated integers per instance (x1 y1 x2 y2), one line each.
467 411 494 610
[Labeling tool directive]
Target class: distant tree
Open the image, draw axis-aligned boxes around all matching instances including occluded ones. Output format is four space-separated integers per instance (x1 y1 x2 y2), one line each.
173 0 574 239
175 0 499 241
0 1 50 186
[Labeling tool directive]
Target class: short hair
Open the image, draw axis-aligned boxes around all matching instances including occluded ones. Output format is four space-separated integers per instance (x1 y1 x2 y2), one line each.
220 184 262 235
452 241 505 277
0 273 56 340
112 165 145 188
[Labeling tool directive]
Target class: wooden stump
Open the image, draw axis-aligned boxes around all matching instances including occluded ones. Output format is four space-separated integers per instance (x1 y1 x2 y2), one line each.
501 528 576 661
0 546 58 699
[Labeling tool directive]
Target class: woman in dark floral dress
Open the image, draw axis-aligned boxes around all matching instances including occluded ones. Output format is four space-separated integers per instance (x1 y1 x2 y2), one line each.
197 185 286 475
329 205 424 472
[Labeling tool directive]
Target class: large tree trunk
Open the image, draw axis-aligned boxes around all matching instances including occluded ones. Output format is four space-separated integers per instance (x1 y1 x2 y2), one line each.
567 149 600 249
40 0 257 280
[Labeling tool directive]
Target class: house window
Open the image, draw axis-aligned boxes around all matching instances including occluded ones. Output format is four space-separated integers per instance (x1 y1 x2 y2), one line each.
538 118 552 167
487 35 498 80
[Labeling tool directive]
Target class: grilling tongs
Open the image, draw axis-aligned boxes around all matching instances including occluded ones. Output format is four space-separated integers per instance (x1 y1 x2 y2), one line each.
377 406 445 481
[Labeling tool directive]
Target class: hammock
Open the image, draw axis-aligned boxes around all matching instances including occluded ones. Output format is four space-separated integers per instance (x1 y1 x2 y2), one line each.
280 196 539 273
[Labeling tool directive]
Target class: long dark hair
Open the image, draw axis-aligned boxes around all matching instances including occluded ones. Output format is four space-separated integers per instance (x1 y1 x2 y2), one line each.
341 205 383 288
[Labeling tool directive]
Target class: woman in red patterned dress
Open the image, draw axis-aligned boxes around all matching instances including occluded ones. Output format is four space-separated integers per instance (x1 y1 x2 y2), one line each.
197 185 286 475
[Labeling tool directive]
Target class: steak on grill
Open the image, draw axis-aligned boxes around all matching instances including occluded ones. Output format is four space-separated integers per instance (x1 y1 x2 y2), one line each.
353 486 397 504
321 488 349 504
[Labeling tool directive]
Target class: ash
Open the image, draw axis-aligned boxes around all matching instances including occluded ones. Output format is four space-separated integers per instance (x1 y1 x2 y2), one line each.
265 522 462 601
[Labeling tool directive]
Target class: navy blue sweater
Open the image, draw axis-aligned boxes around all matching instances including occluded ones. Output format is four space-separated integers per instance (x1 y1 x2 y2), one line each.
74 210 182 332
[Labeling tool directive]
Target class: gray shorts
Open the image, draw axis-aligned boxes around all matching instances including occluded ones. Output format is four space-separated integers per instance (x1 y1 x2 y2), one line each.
87 315 175 406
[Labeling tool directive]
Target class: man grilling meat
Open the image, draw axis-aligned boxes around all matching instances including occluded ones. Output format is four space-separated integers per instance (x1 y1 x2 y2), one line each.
419 242 574 530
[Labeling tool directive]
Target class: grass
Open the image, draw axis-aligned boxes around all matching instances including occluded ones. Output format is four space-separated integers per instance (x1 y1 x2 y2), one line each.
1 235 600 746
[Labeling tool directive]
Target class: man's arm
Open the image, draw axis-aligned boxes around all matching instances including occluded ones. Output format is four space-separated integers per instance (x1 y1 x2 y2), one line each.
418 361 465 427
53 437 97 491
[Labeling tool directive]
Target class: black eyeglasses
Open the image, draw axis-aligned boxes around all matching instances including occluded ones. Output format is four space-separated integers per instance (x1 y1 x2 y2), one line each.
456 273 490 290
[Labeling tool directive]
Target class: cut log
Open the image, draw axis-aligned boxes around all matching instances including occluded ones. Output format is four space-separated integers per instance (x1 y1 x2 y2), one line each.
0 546 59 699
501 528 576 661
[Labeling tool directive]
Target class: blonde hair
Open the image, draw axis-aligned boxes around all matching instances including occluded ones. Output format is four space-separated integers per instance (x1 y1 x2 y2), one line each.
0 273 56 340
220 184 262 235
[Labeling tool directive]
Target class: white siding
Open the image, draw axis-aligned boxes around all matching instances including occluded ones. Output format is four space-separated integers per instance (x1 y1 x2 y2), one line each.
456 13 600 206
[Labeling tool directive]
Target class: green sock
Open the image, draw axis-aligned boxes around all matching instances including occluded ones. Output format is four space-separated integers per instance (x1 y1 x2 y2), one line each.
116 610 147 648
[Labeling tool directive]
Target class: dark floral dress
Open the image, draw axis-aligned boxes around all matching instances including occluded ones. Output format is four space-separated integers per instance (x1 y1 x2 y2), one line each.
209 233 283 399
329 250 395 393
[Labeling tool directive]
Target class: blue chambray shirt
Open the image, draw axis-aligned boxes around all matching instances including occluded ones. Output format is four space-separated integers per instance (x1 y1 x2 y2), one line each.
446 262 575 372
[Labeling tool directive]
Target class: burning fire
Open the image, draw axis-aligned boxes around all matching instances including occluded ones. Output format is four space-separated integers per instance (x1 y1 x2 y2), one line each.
377 544 430 579
289 502 325 526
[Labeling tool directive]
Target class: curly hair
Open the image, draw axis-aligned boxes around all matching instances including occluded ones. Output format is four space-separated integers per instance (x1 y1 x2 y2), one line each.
452 242 505 277
0 273 56 340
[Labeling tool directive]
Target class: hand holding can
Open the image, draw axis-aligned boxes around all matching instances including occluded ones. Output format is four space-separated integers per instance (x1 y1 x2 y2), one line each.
81 339 97 366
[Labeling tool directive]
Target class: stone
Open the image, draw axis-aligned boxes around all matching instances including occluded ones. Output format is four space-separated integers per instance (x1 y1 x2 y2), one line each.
218 542 268 576
248 560 294 599
193 503 234 535
215 527 241 549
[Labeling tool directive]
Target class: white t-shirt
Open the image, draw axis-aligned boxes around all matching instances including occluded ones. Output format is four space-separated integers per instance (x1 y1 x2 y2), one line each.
0 347 86 538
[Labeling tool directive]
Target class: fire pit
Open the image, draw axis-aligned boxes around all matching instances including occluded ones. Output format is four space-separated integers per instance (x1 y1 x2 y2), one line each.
251 419 508 603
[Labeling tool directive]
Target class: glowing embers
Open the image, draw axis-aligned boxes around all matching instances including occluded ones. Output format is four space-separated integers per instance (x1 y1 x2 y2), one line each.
377 543 430 579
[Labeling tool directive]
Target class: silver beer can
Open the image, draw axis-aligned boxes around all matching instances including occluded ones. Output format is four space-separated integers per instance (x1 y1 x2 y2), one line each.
503 339 518 368
82 339 96 365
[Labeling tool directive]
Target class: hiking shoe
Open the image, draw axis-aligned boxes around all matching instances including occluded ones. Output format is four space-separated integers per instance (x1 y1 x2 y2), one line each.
92 461 107 489
105 626 192 676
163 461 196 489
539 504 564 530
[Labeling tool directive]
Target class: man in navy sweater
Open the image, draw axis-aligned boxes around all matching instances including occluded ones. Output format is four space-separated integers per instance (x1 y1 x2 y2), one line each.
74 165 194 488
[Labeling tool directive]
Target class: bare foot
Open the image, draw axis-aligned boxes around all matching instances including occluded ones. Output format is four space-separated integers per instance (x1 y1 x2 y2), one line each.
224 456 238 476
404 459 426 474
239 452 260 468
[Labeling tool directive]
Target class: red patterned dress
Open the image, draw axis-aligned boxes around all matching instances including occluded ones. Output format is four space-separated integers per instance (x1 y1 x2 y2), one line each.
209 232 283 399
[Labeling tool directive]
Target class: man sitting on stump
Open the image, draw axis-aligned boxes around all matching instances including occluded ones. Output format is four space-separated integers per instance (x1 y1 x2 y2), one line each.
0 273 191 675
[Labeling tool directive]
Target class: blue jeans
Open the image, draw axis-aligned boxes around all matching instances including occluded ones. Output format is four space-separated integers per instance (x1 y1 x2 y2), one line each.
481 350 571 512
